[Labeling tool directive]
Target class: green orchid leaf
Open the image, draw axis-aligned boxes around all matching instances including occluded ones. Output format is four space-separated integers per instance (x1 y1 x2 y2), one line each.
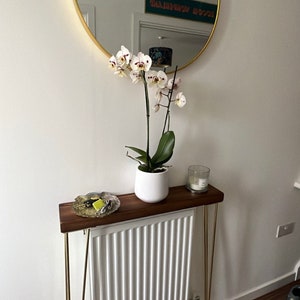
138 164 150 172
151 131 175 165
126 146 149 165
151 152 173 169
136 155 148 164
125 146 147 157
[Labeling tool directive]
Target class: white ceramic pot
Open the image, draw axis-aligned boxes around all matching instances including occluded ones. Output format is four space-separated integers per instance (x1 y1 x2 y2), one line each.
135 167 169 203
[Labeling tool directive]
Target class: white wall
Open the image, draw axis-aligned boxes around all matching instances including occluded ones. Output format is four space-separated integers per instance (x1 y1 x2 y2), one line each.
0 0 299 299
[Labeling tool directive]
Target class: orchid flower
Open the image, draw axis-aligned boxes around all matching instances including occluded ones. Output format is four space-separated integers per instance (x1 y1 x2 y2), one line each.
130 52 152 72
155 88 164 102
116 45 131 67
153 103 161 112
108 56 117 70
175 92 186 108
130 70 142 84
109 55 127 77
146 70 168 89
167 77 182 90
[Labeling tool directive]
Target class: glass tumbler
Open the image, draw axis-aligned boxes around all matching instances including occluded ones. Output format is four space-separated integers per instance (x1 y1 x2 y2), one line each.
187 165 210 193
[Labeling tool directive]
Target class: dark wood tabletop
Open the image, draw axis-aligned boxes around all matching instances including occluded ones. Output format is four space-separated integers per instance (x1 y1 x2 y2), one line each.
59 185 224 233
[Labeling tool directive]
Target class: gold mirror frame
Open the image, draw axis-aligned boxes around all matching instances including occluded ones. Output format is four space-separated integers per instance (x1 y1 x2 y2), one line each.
73 0 220 71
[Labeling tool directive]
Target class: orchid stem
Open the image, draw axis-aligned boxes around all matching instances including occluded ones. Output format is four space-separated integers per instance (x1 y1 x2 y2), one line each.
162 65 178 135
142 71 150 170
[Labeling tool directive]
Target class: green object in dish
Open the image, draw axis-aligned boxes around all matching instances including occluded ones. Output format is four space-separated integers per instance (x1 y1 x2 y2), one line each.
92 199 105 211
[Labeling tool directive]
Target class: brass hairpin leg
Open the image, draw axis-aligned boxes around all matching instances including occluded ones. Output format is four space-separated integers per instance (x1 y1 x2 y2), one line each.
64 233 71 300
209 204 219 300
64 229 91 300
203 206 209 300
82 229 91 300
203 203 219 300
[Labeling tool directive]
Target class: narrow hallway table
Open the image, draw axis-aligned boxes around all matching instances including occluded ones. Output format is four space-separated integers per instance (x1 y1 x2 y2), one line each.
59 185 224 300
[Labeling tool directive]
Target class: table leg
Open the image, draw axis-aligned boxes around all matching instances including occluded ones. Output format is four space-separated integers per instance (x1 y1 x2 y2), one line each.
203 206 209 300
82 229 91 300
203 203 219 300
64 233 71 300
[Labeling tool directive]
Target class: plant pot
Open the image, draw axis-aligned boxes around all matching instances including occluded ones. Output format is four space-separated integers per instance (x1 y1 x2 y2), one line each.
135 167 169 203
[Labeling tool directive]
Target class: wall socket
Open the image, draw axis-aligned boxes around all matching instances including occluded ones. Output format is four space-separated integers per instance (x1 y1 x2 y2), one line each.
294 260 300 280
276 222 295 238
189 292 200 300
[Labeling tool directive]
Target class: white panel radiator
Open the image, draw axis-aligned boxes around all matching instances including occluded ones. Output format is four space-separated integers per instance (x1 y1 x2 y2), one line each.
89 208 195 300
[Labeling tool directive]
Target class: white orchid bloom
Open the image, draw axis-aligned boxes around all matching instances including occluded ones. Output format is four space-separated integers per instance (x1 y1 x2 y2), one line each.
116 46 131 67
175 92 186 108
146 70 168 89
109 56 127 77
130 70 142 84
108 55 117 70
167 77 182 90
153 103 161 112
130 52 152 72
115 66 127 77
155 88 164 102
145 70 156 86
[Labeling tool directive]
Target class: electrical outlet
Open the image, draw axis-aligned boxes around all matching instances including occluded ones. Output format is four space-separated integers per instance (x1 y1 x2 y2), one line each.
276 222 295 238
295 260 300 280
189 292 201 300
192 292 200 300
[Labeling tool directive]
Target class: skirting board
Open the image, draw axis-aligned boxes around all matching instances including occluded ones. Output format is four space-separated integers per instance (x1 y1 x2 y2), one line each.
231 272 296 300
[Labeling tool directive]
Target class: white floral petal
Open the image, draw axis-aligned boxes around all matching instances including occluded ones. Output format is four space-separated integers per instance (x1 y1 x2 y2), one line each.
175 92 186 108
130 52 152 72
130 70 142 83
145 70 157 85
130 55 139 71
115 46 131 68
109 56 117 70
167 77 181 90
153 103 160 112
157 71 168 88
155 89 163 101
143 55 152 71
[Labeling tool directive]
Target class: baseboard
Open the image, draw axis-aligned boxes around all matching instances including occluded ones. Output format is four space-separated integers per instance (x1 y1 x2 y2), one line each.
231 272 296 300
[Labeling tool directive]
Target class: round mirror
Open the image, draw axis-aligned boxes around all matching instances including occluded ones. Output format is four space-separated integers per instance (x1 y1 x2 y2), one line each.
73 0 220 72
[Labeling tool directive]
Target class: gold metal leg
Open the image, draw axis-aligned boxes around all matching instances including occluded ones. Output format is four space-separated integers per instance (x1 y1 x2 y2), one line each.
82 229 91 300
203 203 219 300
209 204 219 300
64 233 71 300
203 206 209 300
64 229 91 300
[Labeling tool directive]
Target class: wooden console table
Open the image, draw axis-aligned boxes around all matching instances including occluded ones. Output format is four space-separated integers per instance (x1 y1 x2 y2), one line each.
59 185 224 300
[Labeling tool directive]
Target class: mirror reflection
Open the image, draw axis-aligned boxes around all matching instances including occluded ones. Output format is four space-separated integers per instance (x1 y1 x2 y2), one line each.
74 0 219 72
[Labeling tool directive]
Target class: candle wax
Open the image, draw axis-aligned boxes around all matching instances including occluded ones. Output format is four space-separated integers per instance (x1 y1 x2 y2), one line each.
190 178 208 190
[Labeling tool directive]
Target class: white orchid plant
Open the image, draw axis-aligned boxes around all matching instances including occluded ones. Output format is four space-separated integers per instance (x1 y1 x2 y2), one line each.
109 46 186 173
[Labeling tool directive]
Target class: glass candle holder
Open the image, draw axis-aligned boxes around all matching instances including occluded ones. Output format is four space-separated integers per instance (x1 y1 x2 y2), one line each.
186 165 210 193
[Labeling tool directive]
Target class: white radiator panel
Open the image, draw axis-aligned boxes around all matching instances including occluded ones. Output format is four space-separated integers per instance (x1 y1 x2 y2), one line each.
89 209 195 300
